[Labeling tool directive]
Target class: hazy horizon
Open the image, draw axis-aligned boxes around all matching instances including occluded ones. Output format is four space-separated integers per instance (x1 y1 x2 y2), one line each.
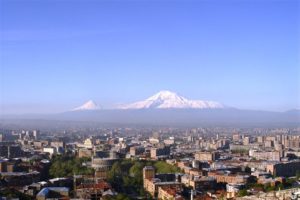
1 0 299 114
1 89 300 115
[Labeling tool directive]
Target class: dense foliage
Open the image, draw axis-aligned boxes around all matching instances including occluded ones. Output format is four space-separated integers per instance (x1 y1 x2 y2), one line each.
107 159 181 198
237 189 248 197
49 155 94 177
154 161 181 173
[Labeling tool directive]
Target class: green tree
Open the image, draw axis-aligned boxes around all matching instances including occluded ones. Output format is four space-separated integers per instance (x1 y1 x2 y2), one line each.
106 159 180 198
276 183 284 190
238 189 248 197
296 170 300 179
49 155 94 177
154 161 181 173
264 183 276 192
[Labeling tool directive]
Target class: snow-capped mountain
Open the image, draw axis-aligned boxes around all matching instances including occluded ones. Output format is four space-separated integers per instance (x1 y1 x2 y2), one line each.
2 92 299 126
119 90 224 109
72 100 101 111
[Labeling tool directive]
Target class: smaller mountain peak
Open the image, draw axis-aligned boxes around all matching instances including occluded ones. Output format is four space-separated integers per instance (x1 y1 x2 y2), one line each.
85 100 96 106
72 100 101 111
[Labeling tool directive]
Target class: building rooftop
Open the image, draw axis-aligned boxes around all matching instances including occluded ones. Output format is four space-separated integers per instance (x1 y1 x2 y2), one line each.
49 177 68 182
144 166 155 170
0 171 40 176
76 182 111 190
163 188 177 196
154 181 182 186
36 187 69 197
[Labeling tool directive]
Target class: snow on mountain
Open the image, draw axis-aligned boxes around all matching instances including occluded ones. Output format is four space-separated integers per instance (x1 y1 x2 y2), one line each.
119 90 224 109
72 100 101 111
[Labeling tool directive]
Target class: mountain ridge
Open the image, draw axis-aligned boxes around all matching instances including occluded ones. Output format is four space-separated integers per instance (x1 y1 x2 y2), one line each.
119 90 224 109
73 90 225 111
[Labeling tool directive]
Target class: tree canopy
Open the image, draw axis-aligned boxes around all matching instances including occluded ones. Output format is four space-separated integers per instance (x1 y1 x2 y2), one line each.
107 159 180 198
49 155 94 177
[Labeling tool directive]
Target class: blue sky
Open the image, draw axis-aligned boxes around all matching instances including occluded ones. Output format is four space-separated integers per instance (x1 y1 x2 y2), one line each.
0 0 299 114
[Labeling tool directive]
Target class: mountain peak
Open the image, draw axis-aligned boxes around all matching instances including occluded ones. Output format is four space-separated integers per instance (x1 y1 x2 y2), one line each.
155 90 177 95
119 91 224 109
148 90 182 101
72 100 101 111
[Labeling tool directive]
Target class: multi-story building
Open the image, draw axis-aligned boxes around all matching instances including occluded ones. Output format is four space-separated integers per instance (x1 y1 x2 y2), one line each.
33 130 40 140
243 137 250 145
190 176 216 191
143 166 155 180
266 160 300 177
151 145 170 159
143 166 182 197
230 143 260 152
75 181 111 199
158 187 183 200
1 171 40 186
0 161 15 172
233 134 241 142
78 148 93 158
50 141 65 149
286 139 300 149
194 151 220 161
43 147 57 157
208 171 249 184
129 146 145 156
249 150 281 161
257 136 264 143
0 144 23 158
264 140 274 148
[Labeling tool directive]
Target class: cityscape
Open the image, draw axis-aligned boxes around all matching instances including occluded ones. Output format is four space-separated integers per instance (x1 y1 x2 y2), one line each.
0 126 300 199
0 0 299 200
